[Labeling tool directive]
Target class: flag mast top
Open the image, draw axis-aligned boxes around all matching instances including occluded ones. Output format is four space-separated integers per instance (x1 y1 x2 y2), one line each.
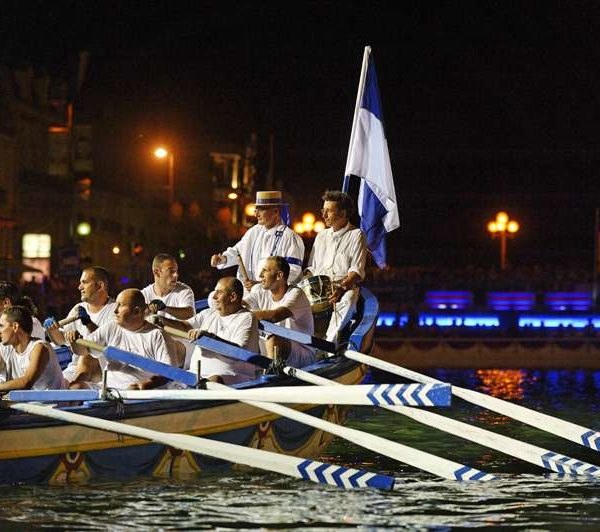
343 46 371 192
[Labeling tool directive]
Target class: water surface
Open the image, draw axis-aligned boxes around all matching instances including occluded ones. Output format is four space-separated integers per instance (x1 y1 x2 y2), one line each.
1 369 599 529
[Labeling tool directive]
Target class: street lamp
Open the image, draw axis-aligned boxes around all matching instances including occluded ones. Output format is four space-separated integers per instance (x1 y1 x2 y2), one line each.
294 212 325 236
153 147 175 205
487 211 519 270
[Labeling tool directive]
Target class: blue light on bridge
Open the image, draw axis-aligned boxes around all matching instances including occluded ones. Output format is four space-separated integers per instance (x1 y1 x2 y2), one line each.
518 316 597 329
377 312 397 327
418 314 500 328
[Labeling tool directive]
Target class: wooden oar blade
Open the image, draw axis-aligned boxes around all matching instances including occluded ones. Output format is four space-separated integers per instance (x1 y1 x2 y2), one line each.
8 383 451 407
4 401 395 491
581 431 600 451
297 459 394 489
344 348 600 456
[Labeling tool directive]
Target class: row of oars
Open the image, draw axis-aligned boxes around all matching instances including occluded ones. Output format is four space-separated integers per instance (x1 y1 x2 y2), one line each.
4 318 600 489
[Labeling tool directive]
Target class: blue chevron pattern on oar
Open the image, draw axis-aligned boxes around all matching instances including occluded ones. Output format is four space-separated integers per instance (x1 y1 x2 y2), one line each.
540 452 600 477
581 430 600 451
453 466 498 481
297 459 394 489
366 383 451 407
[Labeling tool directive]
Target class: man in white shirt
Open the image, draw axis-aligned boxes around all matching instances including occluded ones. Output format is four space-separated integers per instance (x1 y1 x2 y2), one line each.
306 191 367 344
142 253 195 320
164 277 259 384
245 256 315 368
68 289 178 390
0 306 65 393
210 191 305 291
44 266 117 383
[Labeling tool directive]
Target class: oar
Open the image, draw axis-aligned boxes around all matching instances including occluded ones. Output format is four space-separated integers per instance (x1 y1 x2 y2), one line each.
206 381 496 481
162 327 496 480
258 322 600 476
286 366 600 478
2 401 394 490
75 338 198 387
344 349 600 455
8 382 452 407
58 314 82 327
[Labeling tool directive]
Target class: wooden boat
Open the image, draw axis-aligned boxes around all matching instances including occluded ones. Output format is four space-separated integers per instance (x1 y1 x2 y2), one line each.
0 288 379 485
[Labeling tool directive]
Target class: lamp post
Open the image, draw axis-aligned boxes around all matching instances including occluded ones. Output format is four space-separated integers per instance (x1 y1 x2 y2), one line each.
154 147 175 205
487 211 519 270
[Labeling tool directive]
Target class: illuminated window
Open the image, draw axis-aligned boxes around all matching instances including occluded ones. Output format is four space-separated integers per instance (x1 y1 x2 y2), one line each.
22 234 51 259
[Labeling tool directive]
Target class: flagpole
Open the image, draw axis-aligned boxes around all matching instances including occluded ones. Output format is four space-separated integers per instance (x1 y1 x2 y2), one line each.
343 46 371 192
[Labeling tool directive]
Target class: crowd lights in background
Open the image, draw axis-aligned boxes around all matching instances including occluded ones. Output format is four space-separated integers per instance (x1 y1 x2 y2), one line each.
294 212 325 236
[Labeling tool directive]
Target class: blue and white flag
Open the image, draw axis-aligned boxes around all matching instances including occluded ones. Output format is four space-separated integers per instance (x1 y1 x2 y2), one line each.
344 46 399 268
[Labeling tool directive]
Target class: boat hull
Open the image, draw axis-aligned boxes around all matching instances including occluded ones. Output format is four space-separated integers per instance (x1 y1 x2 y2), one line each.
0 289 378 485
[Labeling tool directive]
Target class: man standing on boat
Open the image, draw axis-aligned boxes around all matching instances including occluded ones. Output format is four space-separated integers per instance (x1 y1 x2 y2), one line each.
44 266 117 384
210 191 305 291
160 277 259 384
68 289 178 390
0 306 65 393
244 256 315 368
142 253 195 320
305 190 367 344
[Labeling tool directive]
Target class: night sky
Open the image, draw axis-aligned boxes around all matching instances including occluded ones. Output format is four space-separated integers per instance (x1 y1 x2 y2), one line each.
3 1 600 267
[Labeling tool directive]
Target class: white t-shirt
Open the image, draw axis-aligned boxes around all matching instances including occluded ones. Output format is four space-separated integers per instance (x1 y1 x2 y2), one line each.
61 300 118 383
3 339 65 390
307 223 367 282
87 321 176 389
32 317 45 340
142 282 196 319
0 351 6 383
218 223 305 285
245 284 315 368
187 308 259 384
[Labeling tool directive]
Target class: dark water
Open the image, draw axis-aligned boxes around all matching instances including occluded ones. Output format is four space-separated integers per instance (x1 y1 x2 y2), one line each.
1 369 599 530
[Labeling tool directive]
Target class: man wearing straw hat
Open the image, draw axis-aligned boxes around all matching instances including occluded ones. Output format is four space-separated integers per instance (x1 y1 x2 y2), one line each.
210 191 304 291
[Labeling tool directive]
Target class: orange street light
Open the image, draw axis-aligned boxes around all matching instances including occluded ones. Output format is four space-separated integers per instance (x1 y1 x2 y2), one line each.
293 212 324 237
153 147 175 205
487 211 519 270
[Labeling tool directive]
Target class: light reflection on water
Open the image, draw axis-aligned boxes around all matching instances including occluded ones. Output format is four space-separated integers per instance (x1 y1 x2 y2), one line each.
0 369 599 529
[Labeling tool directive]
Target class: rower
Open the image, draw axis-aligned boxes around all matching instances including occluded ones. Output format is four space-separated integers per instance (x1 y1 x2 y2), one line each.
244 256 315 368
44 266 117 384
142 253 195 320
67 289 179 390
0 281 45 340
160 277 259 384
0 306 65 394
